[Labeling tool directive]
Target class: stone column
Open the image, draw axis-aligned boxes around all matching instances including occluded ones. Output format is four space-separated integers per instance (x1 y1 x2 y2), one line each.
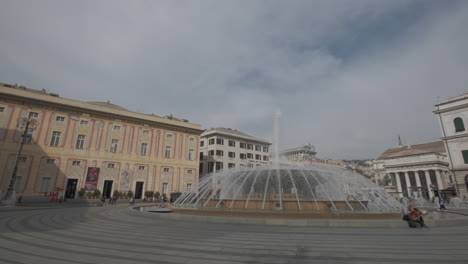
414 171 422 197
435 170 443 190
404 171 412 197
394 172 403 198
424 170 434 200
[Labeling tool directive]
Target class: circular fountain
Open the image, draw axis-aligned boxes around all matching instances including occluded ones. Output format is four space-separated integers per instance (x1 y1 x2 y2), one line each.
173 110 403 218
174 164 403 216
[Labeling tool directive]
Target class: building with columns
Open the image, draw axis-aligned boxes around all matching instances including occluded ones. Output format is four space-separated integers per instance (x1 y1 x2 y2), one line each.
0 82 203 199
435 93 468 197
373 141 451 200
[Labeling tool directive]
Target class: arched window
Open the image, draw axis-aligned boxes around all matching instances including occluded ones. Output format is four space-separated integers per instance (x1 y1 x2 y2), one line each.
454 117 465 132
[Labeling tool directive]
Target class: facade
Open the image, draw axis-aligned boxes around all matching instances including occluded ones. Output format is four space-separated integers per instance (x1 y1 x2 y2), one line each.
0 83 202 199
199 128 271 177
373 141 451 200
280 144 317 162
435 93 468 197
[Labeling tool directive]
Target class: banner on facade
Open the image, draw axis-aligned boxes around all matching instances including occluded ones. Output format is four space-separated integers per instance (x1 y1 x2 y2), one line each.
85 167 100 190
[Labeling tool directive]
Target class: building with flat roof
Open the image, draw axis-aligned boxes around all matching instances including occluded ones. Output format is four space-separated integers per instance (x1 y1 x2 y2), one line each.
280 144 317 162
435 93 468 197
199 128 271 177
0 82 203 200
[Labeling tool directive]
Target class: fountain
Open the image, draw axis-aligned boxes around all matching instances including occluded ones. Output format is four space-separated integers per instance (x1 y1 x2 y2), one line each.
173 110 403 216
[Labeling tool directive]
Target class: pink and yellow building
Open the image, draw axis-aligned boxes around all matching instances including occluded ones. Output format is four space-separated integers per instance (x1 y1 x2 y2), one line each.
0 83 202 199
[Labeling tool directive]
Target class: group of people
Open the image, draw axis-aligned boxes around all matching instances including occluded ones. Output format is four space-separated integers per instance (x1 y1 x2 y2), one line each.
100 196 119 205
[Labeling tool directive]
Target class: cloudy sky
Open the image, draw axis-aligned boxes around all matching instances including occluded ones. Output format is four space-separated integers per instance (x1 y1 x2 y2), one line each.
1 0 467 159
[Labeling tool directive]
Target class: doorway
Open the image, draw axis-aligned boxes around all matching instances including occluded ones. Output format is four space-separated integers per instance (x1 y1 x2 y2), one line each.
103 180 113 198
135 181 144 199
65 179 78 199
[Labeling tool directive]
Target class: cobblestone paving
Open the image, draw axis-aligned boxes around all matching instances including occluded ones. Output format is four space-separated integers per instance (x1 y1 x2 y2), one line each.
0 205 467 264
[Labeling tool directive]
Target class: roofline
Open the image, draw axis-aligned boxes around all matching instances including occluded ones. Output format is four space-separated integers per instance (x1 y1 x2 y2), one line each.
1 84 203 134
201 129 271 145
435 93 468 107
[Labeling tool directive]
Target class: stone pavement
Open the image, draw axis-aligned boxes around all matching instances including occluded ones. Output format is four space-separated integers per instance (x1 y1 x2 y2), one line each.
0 204 468 264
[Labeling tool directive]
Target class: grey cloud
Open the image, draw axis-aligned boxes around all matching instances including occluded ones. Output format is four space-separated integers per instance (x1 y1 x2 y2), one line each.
1 0 466 159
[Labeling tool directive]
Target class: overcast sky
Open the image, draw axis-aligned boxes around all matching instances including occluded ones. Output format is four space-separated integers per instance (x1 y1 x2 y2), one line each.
1 0 467 159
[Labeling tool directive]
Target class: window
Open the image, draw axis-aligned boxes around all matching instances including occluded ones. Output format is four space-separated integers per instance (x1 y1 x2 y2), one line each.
247 153 253 159
228 140 235 147
228 152 235 158
189 137 195 142
50 131 61 147
263 155 269 161
138 165 145 170
114 125 120 130
216 162 223 171
0 107 4 112
18 156 27 162
216 150 224 156
72 160 81 166
46 158 55 164
165 146 172 158
199 163 203 174
200 141 205 147
200 152 204 160
255 145 261 151
208 150 214 156
216 138 224 145
163 168 170 172
255 154 261 160
209 138 215 145
240 153 246 159
23 133 32 144
208 162 214 173
29 112 38 118
76 134 85 149
162 183 168 194
141 143 148 156
263 147 269 152
186 184 192 192
143 130 149 135
188 149 194 160
80 120 88 125
56 116 65 122
228 163 235 168
240 143 246 149
247 144 253 150
166 134 173 139
110 139 119 152
188 170 193 174
40 177 51 192
462 150 468 164
108 163 115 168
454 117 465 132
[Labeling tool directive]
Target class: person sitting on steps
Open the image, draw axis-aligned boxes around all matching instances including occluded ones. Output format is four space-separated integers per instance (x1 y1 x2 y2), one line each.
402 204 429 228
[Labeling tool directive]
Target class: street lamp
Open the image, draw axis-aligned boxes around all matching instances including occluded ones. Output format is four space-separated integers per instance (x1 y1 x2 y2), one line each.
2 117 38 203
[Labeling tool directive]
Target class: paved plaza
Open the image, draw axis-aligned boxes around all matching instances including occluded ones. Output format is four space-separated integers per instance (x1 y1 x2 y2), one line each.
1 204 468 264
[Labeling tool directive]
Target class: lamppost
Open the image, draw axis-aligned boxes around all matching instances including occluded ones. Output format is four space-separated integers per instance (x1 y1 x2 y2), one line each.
2 117 38 203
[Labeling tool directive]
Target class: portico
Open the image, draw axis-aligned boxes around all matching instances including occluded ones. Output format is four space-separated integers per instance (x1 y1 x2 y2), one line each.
374 141 452 200
386 168 451 199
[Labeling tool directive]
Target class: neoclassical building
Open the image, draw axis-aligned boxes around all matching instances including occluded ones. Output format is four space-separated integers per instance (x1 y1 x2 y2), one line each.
199 128 271 177
373 141 451 200
0 83 202 199
280 144 317 162
435 93 468 197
